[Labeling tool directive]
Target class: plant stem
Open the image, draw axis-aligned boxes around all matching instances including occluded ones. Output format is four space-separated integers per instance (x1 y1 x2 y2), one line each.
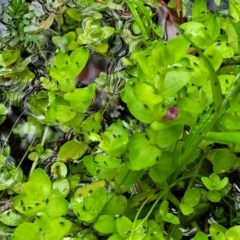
17 134 37 168
168 192 180 208
29 126 49 175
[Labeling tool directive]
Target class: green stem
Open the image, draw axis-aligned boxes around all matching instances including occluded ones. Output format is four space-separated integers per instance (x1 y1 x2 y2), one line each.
132 174 202 234
29 126 49 175
168 192 180 208
187 148 209 191
17 134 37 168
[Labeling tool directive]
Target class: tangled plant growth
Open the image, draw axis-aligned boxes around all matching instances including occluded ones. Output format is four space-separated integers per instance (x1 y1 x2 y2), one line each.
1 0 240 239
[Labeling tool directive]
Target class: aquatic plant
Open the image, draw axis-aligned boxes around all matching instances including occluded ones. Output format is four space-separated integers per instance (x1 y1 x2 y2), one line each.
1 0 240 239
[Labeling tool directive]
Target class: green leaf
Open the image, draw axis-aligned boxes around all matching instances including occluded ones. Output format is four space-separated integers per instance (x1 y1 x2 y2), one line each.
149 151 176 184
64 84 96 102
159 200 169 216
24 168 51 202
202 44 223 71
93 215 116 234
127 133 161 170
51 162 68 179
179 203 194 215
103 194 127 216
121 80 156 123
116 215 132 238
215 177 229 191
0 104 8 115
69 47 89 72
0 167 23 190
108 234 125 240
206 14 220 41
114 164 144 192
1 49 20 66
94 154 120 169
94 120 129 157
162 213 180 224
213 149 237 174
192 0 208 18
160 70 191 98
154 124 183 148
57 140 88 162
201 176 214 190
210 222 227 239
207 190 222 202
225 226 240 240
71 187 106 223
193 232 208 240
34 211 72 239
13 222 41 240
12 194 46 215
182 188 200 207
0 210 23 226
46 105 76 123
166 35 190 63
181 22 212 49
133 81 162 105
45 193 69 218
52 179 70 198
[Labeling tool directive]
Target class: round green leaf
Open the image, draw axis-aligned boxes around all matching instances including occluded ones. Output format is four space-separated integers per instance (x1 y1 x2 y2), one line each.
213 149 237 174
179 203 194 216
182 188 200 207
34 212 72 239
93 215 116 234
225 226 240 240
52 179 70 198
207 190 222 202
98 120 129 157
116 215 132 238
57 140 88 162
103 194 127 216
24 168 51 201
51 162 68 179
127 133 161 170
193 232 208 240
13 222 41 240
71 188 106 223
159 200 169 216
181 22 212 49
45 195 69 218
163 213 180 224
210 223 227 239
